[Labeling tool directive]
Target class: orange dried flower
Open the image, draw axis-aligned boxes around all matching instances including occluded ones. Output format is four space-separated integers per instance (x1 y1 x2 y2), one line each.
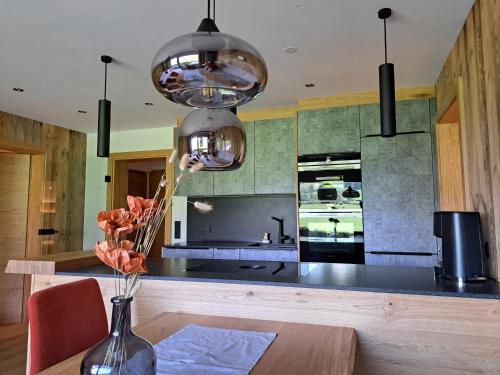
127 196 158 222
97 208 135 238
94 240 148 275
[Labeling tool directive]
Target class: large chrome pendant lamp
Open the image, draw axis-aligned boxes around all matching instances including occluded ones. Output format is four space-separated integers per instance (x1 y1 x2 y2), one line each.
97 55 112 157
177 108 246 171
378 8 396 137
151 0 268 109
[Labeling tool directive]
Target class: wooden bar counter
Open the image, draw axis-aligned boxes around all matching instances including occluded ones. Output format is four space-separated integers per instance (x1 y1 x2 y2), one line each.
7 253 500 375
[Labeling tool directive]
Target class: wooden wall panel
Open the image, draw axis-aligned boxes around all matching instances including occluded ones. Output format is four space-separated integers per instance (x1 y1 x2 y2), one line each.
435 0 500 278
0 111 86 255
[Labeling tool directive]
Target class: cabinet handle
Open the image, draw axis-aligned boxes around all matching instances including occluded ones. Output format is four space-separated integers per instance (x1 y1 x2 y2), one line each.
38 228 58 236
368 251 433 256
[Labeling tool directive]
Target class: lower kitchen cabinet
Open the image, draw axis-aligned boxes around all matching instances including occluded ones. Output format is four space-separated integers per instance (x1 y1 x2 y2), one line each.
361 132 437 266
162 246 298 262
254 118 296 194
163 247 214 259
364 253 438 267
239 248 297 262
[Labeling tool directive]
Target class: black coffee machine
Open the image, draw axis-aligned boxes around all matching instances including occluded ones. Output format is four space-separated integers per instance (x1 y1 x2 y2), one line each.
434 211 487 283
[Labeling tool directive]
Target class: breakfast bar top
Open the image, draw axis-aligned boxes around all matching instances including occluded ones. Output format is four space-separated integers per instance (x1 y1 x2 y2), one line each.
53 257 500 300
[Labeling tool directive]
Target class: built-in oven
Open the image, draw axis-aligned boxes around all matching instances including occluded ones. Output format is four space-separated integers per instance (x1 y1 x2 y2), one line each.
298 153 364 263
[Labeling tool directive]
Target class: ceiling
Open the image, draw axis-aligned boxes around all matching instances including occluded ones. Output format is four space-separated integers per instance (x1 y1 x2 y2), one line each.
0 0 473 134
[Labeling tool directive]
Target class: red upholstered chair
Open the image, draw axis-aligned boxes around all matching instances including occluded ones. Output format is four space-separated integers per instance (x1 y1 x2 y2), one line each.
27 278 108 374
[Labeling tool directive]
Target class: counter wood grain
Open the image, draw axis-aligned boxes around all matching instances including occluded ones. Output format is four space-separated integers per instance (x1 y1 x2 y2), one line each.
5 251 98 275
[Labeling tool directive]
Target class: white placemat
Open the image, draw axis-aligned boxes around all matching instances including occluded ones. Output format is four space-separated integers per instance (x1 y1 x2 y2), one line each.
154 324 277 375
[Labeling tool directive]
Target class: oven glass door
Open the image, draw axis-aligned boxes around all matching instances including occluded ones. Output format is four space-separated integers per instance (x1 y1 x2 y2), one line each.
299 211 364 263
299 180 362 207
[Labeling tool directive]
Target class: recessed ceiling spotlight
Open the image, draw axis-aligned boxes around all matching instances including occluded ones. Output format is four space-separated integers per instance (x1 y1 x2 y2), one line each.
284 47 298 54
77 110 87 114
304 83 315 88
12 88 24 92
145 102 154 106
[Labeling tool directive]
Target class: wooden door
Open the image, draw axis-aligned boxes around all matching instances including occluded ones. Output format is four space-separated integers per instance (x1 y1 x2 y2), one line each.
0 153 30 323
128 170 147 198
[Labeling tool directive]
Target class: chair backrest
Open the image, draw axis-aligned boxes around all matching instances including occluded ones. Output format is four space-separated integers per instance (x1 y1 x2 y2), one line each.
28 278 108 374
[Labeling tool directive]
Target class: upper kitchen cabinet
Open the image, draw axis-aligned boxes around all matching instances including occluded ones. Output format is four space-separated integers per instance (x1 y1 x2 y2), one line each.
254 118 296 194
175 166 214 197
359 98 431 136
297 106 360 155
214 121 255 195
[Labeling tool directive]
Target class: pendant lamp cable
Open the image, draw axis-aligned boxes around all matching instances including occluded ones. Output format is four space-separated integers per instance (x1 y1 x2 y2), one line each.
104 62 108 100
206 0 215 21
383 18 388 64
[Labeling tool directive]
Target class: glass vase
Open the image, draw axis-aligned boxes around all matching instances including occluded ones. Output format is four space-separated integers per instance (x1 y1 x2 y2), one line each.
81 296 156 375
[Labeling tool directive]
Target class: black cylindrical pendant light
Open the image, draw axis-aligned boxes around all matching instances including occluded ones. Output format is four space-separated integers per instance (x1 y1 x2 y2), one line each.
97 55 112 157
378 8 396 137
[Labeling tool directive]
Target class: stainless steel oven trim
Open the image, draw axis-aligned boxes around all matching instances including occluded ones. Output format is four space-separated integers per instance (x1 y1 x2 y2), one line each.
299 209 363 215
298 159 361 167
298 163 361 172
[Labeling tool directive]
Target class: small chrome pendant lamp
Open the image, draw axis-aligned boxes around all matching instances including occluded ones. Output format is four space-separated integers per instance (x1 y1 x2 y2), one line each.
378 8 396 137
97 55 112 157
177 108 246 171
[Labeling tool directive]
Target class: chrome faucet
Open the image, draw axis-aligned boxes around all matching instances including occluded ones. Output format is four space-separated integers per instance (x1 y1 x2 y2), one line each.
271 217 291 244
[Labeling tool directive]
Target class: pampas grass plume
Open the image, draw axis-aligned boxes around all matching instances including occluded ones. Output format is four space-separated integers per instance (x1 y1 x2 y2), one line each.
168 150 178 164
193 201 214 214
189 162 204 174
179 154 190 171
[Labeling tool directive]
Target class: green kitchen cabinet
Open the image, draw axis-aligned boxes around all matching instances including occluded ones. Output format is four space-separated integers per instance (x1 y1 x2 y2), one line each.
297 106 360 155
213 121 255 195
361 132 437 265
174 164 214 197
254 118 296 194
359 98 431 136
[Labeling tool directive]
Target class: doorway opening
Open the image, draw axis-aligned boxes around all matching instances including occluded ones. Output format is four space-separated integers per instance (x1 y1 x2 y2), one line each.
0 138 46 327
436 98 466 211
107 150 174 258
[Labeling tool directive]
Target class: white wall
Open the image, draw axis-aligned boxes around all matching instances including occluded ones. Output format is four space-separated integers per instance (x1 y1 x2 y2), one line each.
83 127 175 249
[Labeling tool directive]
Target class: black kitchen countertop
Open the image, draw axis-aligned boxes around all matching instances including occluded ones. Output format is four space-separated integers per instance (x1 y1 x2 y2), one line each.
57 258 500 300
163 241 297 250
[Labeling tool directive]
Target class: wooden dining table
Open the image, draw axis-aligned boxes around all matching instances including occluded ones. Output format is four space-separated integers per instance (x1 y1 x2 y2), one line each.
39 312 357 375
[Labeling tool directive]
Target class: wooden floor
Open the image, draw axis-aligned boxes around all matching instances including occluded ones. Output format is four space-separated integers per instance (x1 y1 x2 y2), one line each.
0 323 28 375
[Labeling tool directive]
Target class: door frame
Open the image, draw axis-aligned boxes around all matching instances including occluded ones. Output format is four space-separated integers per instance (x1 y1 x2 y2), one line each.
106 149 174 247
435 77 468 211
0 137 47 259
0 136 47 321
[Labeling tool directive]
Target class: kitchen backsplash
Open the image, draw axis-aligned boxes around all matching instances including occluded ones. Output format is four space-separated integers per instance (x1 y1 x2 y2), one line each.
187 195 297 244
